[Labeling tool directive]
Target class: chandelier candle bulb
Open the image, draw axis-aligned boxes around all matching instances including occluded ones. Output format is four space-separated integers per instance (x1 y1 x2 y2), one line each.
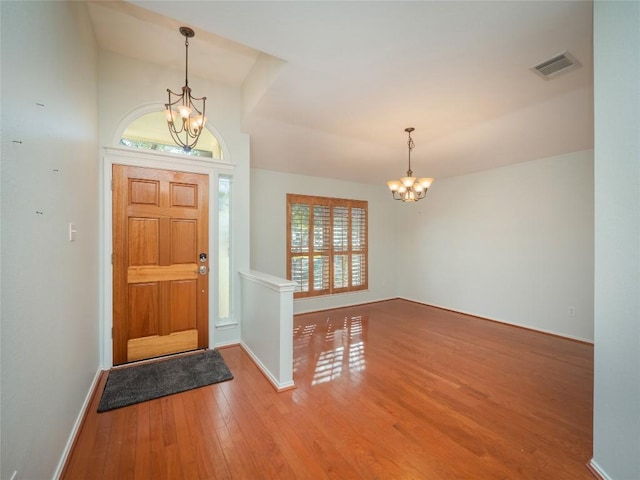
164 108 177 123
386 127 434 202
177 105 192 119
419 177 434 189
401 176 417 187
193 114 207 131
386 180 401 192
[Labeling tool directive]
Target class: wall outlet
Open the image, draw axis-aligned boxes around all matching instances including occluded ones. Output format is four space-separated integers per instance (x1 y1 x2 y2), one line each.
568 307 576 317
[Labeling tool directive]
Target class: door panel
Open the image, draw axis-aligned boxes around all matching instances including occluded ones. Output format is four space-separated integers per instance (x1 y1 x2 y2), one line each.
130 179 159 205
128 218 159 265
128 283 159 338
171 220 197 264
113 165 209 365
170 183 197 207
170 280 197 331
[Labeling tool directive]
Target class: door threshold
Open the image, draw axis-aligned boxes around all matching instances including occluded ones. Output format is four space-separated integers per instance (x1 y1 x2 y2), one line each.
110 348 208 370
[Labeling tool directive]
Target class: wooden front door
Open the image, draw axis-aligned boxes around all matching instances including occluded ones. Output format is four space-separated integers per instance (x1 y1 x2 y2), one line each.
112 165 209 365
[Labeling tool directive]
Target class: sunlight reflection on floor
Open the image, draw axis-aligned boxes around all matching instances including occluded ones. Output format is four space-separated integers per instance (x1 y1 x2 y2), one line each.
293 314 367 386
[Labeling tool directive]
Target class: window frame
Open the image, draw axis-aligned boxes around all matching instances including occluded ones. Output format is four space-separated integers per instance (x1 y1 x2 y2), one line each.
217 174 233 322
287 194 368 299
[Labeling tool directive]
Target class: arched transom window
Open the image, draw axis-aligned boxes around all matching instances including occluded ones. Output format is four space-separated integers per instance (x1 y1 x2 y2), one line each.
120 111 222 159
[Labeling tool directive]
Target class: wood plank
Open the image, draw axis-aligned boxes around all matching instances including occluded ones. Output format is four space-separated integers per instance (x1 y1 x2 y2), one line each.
62 300 595 480
146 399 168 480
127 264 198 283
127 330 198 362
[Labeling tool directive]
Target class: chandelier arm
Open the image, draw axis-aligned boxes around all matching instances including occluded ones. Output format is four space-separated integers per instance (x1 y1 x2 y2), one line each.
172 122 187 136
187 94 207 103
185 127 201 140
186 98 206 116
166 118 187 135
166 115 186 135
167 124 188 150
166 89 186 103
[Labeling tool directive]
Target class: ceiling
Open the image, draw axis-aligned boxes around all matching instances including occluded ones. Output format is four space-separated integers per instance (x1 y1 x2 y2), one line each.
88 1 594 185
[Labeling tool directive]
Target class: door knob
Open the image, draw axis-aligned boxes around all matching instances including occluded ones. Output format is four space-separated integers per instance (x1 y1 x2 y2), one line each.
199 265 208 275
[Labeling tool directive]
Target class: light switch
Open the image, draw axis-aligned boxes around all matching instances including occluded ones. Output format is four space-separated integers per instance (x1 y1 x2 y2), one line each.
69 222 77 242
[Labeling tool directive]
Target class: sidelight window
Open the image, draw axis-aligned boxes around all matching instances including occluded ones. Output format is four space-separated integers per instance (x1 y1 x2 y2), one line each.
218 175 232 319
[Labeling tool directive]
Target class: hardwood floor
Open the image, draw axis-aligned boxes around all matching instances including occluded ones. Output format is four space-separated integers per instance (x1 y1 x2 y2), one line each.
62 299 594 479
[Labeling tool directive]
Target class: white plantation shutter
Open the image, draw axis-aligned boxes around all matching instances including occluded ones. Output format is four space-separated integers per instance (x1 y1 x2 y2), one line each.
287 194 368 298
313 205 331 292
290 203 309 293
333 206 349 290
351 207 367 288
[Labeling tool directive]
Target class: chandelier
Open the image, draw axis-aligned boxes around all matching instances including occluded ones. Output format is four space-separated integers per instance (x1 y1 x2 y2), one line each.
386 127 434 202
164 26 207 152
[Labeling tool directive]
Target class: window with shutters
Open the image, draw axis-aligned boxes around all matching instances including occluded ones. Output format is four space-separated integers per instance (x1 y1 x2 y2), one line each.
287 194 368 298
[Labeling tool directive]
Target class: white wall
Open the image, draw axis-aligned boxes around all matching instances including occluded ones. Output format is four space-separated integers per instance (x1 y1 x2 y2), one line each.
592 1 640 478
97 50 251 349
396 150 594 341
0 2 100 479
250 169 398 313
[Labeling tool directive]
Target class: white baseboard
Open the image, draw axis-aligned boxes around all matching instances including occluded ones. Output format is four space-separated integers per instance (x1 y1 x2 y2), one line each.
53 367 102 480
587 459 613 480
239 341 295 392
402 297 594 344
293 296 398 315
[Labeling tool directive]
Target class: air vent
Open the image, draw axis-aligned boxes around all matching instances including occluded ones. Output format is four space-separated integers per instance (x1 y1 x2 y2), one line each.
531 51 581 80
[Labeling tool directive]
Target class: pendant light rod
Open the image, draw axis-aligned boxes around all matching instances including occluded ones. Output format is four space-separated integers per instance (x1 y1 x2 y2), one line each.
180 26 193 87
405 127 415 176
